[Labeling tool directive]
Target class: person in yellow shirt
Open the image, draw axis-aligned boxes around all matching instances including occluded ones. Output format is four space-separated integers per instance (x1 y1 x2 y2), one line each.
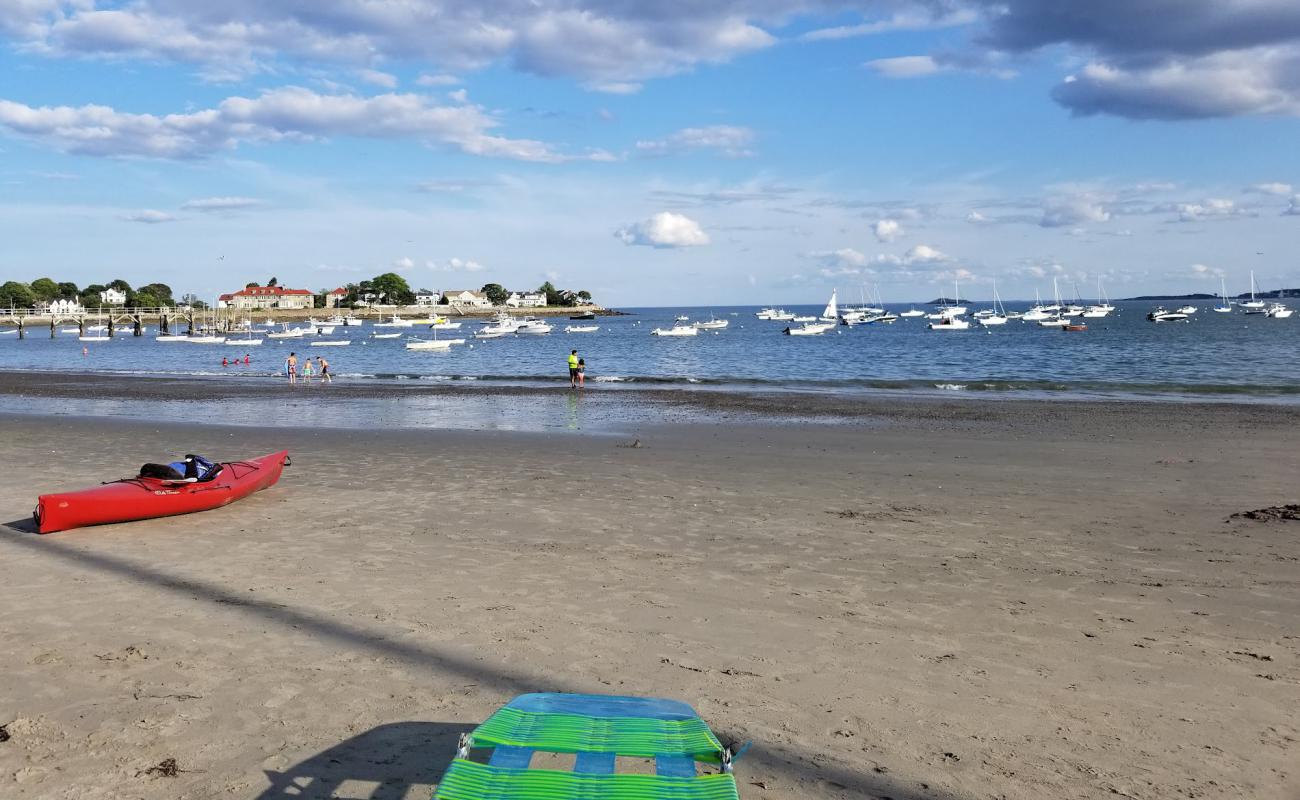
568 350 579 388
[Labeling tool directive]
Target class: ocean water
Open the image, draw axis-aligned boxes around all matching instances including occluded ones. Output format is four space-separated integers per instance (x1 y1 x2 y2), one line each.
1 302 1297 402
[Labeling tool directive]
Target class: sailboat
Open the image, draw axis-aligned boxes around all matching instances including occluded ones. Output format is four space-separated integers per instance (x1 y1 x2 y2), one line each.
1022 289 1052 322
819 289 839 322
1083 279 1114 317
1037 278 1070 327
1213 277 1232 313
1241 271 1267 313
926 280 967 319
978 282 1008 326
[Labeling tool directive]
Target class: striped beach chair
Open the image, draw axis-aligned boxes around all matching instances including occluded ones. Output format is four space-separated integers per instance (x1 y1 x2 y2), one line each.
434 693 744 799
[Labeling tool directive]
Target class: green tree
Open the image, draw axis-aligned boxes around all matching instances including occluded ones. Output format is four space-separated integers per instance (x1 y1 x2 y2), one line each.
139 283 174 304
480 283 508 306
369 272 415 305
107 278 131 293
267 276 278 287
30 277 59 301
538 281 560 306
313 292 327 309
80 283 107 308
246 281 260 288
0 281 35 309
57 281 79 298
577 290 592 302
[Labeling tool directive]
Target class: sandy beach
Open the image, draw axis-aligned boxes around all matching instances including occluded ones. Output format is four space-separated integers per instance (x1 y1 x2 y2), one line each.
0 390 1297 800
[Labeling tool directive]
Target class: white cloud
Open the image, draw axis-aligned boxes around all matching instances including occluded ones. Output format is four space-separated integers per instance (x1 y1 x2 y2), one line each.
865 55 941 79
120 209 176 224
1286 195 1300 216
1245 182 1293 196
873 218 903 242
428 257 485 272
966 210 989 223
615 211 709 248
801 9 977 42
636 125 755 158
586 81 642 95
809 248 868 271
1190 263 1226 278
448 89 469 104
901 244 948 264
1040 198 1110 228
1175 198 1244 222
416 73 460 87
358 68 397 88
0 87 585 162
180 196 265 212
393 256 415 270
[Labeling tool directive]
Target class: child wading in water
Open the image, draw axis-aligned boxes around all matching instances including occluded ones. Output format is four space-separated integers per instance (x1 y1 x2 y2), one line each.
317 356 332 383
301 356 315 383
577 358 586 388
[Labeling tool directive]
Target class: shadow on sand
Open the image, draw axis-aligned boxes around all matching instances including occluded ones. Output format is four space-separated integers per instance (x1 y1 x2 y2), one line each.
256 721 471 799
0 524 957 800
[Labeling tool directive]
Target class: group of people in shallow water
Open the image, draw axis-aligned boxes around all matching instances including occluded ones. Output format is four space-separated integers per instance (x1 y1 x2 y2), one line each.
283 352 331 385
221 354 253 368
567 349 586 388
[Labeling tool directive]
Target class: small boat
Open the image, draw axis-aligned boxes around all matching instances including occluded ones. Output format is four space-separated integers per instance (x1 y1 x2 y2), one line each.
1063 323 1087 332
651 324 698 337
791 315 816 323
86 325 107 333
569 311 596 320
184 335 227 343
156 335 190 342
675 315 689 322
78 335 110 342
371 332 402 339
820 289 840 322
1241 271 1266 311
342 315 364 326
1037 317 1070 328
313 325 336 335
1213 277 1233 313
474 330 507 339
34 450 290 534
1175 305 1197 315
406 338 453 350
0 328 17 334
310 340 350 346
267 328 308 339
373 315 416 328
1147 307 1189 322
693 316 728 330
928 316 971 331
899 308 926 318
225 337 264 346
978 282 1009 326
61 327 81 333
515 319 553 334
430 321 462 330
784 322 834 335
1265 302 1293 318
564 325 599 333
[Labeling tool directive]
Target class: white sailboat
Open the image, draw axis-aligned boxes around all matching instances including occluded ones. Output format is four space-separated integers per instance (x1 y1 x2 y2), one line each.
1241 271 1266 312
978 282 1008 326
1083 279 1114 317
819 289 839 322
1213 277 1232 313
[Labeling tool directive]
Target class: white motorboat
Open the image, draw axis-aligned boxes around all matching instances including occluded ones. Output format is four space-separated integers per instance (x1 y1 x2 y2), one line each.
1061 305 1086 318
267 328 308 339
565 325 600 333
693 316 729 329
1147 307 1189 322
674 314 690 322
515 318 553 334
866 312 899 324
474 329 508 339
156 334 190 342
755 307 778 319
1037 317 1070 328
1265 302 1293 318
313 325 336 335
225 337 264 346
343 315 365 326
311 340 350 346
78 335 110 342
372 332 402 339
184 335 227 343
928 316 970 331
651 324 699 337
791 315 816 323
1175 305 1197 315
61 327 81 333
373 315 416 328
784 322 834 335
899 308 926 318
430 321 462 330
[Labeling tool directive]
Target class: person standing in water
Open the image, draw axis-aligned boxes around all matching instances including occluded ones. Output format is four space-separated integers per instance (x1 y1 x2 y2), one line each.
286 352 298 385
577 358 586 388
568 349 579 388
301 356 314 384
317 356 332 383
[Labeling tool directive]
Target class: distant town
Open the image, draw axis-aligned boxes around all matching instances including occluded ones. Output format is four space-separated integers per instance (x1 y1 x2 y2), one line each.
0 273 596 315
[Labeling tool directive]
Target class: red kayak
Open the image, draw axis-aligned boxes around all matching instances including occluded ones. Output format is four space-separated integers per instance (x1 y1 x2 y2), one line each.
35 451 290 534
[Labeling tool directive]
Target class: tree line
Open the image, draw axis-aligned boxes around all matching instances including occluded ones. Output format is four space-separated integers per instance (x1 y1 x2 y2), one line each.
0 278 200 310
335 274 592 307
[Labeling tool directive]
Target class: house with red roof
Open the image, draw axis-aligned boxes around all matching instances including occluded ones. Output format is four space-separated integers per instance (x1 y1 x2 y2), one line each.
217 285 315 310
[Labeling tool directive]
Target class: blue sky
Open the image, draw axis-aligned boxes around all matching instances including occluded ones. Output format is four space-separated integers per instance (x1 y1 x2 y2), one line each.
1 1 1299 305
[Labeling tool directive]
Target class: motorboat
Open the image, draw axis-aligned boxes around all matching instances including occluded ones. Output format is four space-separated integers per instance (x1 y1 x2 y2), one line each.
225 336 264 346
1061 305 1086 318
784 322 833 335
675 315 689 322
898 308 926 318
1037 317 1070 328
372 332 402 339
1063 323 1088 332
406 339 453 351
430 321 462 330
313 325 336 335
373 315 416 328
342 315 365 326
78 335 110 342
651 324 699 337
474 330 508 339
1147 307 1189 322
310 340 350 347
564 325 599 333
267 327 308 339
156 334 190 342
569 311 596 320
1175 305 1197 315
791 315 816 323
928 316 970 331
1265 302 1293 318
693 316 728 329
515 318 553 334
866 312 899 324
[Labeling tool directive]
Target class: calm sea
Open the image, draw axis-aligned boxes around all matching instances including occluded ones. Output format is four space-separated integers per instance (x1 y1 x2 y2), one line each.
1 301 1297 403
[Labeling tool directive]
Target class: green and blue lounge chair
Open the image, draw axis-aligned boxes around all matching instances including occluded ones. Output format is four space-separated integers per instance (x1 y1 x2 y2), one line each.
434 693 745 799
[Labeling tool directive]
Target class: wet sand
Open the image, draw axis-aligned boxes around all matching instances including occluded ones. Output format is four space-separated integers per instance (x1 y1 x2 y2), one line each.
0 398 1297 800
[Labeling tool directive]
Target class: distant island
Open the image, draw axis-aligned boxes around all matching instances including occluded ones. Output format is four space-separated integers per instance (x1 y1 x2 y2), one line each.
1121 289 1298 301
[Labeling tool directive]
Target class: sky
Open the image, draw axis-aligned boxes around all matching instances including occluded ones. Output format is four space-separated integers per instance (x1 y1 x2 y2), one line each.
1 1 1298 305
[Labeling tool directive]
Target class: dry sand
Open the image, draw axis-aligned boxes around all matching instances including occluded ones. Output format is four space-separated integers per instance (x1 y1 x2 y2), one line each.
0 398 1297 800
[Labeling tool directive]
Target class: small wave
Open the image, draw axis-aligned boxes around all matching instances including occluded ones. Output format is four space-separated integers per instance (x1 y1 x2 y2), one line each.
592 376 627 382
934 383 968 391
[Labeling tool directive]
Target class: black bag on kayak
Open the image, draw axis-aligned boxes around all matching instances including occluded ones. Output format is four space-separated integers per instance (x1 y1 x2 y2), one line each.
139 463 184 480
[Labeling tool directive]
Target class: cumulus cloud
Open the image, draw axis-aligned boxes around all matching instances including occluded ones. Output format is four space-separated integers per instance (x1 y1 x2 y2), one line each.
358 68 397 88
0 87 589 162
1174 198 1246 221
801 9 977 41
1245 182 1293 195
809 248 869 272
180 196 264 212
120 209 175 224
636 125 755 158
1190 263 1226 278
428 257 485 272
615 212 709 248
1040 198 1110 228
966 210 989 223
15 1 780 85
873 218 903 242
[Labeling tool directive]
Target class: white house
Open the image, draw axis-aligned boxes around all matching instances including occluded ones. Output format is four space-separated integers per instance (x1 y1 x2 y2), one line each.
325 288 348 308
442 290 492 308
218 286 315 310
506 291 547 308
100 288 127 306
35 298 86 315
415 289 439 307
